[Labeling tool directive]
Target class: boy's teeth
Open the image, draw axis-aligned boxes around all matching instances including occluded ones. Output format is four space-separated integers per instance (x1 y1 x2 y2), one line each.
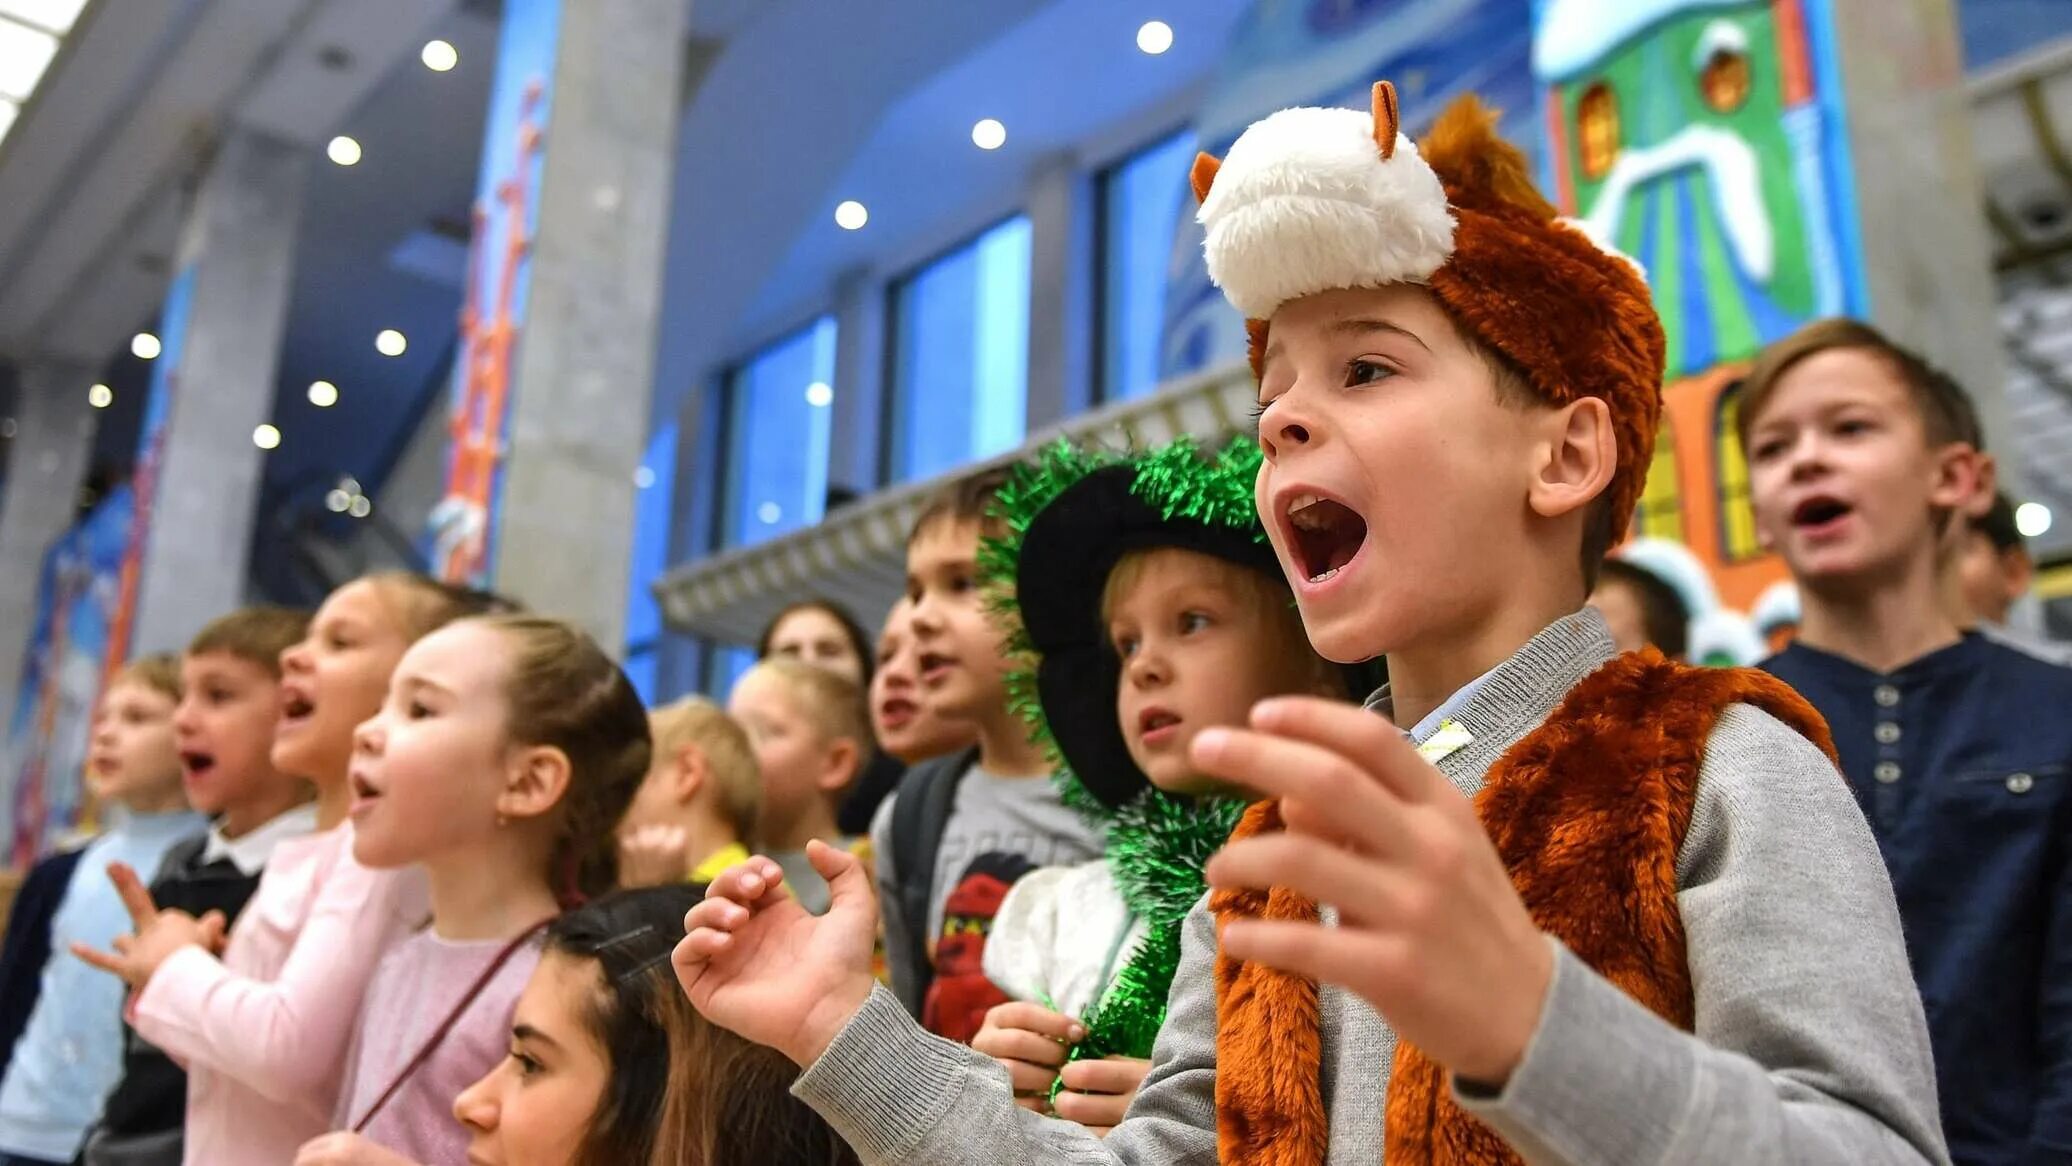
1309 567 1338 584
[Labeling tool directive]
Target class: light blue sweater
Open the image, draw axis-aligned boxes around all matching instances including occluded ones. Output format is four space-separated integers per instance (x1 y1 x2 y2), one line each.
0 808 205 1161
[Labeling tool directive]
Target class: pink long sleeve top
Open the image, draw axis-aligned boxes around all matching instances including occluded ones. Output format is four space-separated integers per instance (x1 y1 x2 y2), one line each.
131 822 428 1166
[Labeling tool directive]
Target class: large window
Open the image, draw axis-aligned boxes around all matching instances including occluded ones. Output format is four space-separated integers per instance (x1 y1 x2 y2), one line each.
703 644 757 699
886 216 1032 483
623 421 679 704
1098 129 1195 402
719 317 838 549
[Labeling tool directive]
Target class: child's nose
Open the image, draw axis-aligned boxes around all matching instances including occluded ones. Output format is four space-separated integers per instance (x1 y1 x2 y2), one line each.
1258 398 1317 461
452 1080 496 1132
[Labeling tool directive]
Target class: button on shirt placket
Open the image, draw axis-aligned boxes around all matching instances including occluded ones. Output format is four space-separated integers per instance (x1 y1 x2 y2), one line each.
1871 684 1905 829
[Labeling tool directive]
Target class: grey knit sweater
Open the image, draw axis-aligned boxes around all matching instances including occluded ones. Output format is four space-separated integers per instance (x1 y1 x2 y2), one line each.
793 610 1950 1165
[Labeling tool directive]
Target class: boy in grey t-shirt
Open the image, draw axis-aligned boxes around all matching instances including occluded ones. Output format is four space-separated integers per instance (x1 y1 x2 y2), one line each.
872 468 1103 1039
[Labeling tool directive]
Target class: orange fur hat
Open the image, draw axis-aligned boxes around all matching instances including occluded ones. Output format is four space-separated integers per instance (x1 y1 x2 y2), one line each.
1191 81 1667 534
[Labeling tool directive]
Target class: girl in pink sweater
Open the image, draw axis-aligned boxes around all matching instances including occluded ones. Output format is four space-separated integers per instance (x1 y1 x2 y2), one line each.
78 574 512 1166
292 616 649 1166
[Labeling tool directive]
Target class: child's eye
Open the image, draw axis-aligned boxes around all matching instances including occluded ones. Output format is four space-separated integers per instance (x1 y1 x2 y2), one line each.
407 700 433 720
1344 358 1393 387
511 1050 542 1078
1180 611 1213 634
1834 418 1872 437
1749 437 1786 463
1113 634 1139 658
948 574 975 594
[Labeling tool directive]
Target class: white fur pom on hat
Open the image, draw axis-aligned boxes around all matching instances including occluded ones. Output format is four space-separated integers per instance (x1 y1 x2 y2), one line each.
1193 82 1456 320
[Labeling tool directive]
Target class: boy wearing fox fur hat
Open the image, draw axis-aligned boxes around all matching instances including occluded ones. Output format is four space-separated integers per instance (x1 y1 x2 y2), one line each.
673 84 1948 1165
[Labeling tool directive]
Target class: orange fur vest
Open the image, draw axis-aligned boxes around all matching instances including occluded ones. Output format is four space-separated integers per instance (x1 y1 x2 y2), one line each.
1209 652 1834 1166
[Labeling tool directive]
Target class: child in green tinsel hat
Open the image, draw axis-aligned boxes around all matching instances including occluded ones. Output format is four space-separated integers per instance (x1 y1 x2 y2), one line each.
968 435 1376 1133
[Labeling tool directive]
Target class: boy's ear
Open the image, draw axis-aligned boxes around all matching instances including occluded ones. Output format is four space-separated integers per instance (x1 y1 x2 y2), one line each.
819 737 861 794
1526 396 1618 524
1928 442 1987 516
672 743 710 805
1962 449 1999 521
501 745 573 824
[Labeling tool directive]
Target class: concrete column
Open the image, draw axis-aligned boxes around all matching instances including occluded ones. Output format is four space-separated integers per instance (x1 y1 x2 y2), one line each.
0 359 96 715
829 266 887 494
1829 0 2008 452
468 0 688 647
131 128 309 654
1023 151 1096 431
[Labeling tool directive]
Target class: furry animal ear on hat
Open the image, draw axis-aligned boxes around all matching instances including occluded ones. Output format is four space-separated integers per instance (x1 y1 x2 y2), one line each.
1193 80 1667 538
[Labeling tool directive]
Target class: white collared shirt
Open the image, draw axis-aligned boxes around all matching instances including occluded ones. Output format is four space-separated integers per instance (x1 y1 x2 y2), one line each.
202 803 320 876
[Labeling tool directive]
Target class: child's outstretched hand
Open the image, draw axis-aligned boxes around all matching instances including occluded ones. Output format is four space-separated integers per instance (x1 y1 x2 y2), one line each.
673 842 878 1066
72 862 228 989
1193 697 1553 1088
972 1001 1084 1112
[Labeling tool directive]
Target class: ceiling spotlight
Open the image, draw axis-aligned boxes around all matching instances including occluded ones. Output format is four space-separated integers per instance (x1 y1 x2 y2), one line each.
327 135 362 166
131 332 161 360
253 423 281 450
1136 20 1174 54
340 475 361 494
971 118 1007 151
834 200 868 230
375 329 407 356
757 501 783 525
325 489 352 513
349 495 373 518
2016 501 2054 539
805 381 833 407
633 466 656 489
307 380 339 407
87 383 112 409
420 39 459 72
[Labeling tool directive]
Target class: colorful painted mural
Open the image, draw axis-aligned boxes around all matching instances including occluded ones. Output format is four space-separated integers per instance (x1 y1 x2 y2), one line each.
1534 0 1874 657
427 0 559 586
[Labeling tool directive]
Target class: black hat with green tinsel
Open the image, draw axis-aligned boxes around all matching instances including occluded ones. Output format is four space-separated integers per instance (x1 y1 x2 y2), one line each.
982 435 1347 810
980 435 1376 1065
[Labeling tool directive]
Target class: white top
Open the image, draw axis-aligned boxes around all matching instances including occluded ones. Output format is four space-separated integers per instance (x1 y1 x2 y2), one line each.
202 803 320 875
981 859 1149 1020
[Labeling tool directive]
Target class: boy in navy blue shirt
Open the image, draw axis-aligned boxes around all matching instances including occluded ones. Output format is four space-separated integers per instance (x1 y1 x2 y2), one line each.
1747 318 2072 1164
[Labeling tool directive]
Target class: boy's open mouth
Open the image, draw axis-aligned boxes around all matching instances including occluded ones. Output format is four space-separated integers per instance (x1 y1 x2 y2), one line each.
1138 708 1182 741
1791 495 1853 531
180 751 216 780
878 697 918 730
281 686 316 726
1285 493 1369 584
917 653 957 686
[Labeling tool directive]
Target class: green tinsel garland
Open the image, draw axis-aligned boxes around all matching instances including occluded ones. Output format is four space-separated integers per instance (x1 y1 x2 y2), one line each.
978 436 1265 1070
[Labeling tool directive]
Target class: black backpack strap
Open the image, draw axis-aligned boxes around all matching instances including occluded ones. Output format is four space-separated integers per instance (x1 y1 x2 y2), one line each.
889 748 978 1013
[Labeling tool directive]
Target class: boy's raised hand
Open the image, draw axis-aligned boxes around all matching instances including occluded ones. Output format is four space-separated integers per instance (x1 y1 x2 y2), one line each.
1192 697 1553 1088
672 841 879 1066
